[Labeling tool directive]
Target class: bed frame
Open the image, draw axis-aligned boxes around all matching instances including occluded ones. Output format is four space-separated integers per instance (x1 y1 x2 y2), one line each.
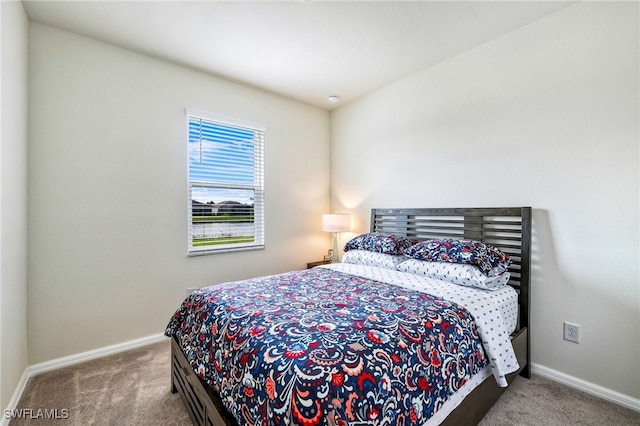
171 207 532 426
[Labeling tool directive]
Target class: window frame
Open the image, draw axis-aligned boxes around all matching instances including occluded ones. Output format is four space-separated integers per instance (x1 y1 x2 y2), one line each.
186 108 265 256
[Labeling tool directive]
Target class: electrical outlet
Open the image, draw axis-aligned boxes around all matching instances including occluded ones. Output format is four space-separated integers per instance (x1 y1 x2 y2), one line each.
563 321 580 343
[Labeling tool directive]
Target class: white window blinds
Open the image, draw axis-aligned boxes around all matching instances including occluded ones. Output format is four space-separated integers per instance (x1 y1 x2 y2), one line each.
187 109 265 254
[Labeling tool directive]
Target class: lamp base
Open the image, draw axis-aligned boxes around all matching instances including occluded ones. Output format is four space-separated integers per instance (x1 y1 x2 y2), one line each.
332 233 340 263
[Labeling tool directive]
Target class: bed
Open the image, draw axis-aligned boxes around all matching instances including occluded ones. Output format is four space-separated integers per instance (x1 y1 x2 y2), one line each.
166 207 531 426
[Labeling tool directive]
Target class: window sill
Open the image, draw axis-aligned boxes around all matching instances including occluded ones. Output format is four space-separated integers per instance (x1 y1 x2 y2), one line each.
188 244 265 257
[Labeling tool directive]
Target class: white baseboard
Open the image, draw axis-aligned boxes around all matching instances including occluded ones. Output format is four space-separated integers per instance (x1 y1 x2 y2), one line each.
531 362 640 413
1 333 167 426
29 333 166 376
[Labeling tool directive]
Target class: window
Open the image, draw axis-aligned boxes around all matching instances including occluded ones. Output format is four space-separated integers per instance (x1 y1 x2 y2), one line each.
187 109 265 254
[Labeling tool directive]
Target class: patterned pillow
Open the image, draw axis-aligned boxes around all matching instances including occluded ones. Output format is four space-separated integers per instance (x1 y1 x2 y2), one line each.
342 250 406 269
402 239 510 277
343 232 418 255
397 259 511 290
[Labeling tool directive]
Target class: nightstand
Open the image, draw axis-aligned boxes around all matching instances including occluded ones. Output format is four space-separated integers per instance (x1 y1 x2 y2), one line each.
306 260 331 269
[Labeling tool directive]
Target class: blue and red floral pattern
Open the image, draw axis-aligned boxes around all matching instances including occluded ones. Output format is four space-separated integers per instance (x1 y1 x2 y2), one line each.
402 239 511 277
165 267 486 426
343 232 417 255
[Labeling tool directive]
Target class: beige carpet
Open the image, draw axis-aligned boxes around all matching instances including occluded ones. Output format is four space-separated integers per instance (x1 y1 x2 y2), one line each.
479 374 639 426
10 340 190 426
10 339 640 425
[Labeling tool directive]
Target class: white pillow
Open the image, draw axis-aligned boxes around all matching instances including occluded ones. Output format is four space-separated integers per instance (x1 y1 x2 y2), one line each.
396 259 511 290
341 250 406 270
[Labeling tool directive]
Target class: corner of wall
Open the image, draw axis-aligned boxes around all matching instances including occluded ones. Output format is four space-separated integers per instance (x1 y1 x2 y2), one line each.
0 0 29 413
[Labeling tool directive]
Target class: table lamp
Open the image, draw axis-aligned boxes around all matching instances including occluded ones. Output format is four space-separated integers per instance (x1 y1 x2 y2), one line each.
322 213 350 263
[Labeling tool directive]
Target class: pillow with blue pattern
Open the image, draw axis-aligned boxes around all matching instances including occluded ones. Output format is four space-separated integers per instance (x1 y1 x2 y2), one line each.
343 232 417 255
402 239 510 277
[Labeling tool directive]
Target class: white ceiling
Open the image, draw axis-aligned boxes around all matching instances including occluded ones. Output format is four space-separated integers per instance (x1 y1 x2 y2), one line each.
22 1 575 110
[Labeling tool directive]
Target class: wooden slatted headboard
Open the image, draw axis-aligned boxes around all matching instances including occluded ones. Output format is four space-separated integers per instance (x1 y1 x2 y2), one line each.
370 207 532 377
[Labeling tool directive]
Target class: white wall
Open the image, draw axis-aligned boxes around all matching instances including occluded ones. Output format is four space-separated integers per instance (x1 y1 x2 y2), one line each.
331 2 639 399
0 0 29 411
28 23 330 364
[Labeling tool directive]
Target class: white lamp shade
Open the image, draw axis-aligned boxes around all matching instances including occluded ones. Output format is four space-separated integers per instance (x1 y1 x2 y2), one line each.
322 213 350 233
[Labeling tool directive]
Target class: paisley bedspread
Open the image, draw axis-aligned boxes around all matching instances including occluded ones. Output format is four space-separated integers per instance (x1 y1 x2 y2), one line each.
165 267 488 426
